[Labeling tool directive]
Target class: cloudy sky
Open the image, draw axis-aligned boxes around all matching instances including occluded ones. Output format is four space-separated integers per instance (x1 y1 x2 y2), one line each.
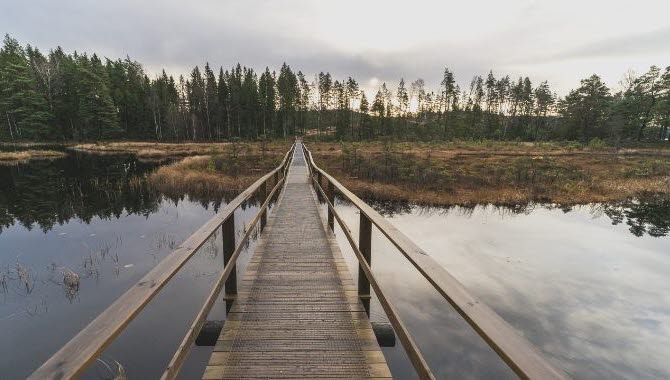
3 0 670 95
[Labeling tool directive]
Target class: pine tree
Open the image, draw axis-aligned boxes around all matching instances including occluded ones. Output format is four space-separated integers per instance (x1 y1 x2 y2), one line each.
76 54 120 139
0 35 52 139
359 92 370 139
298 72 311 135
217 67 230 138
440 68 456 136
346 77 359 138
397 78 409 117
559 74 611 141
203 63 218 139
317 72 332 133
258 67 276 137
277 63 298 137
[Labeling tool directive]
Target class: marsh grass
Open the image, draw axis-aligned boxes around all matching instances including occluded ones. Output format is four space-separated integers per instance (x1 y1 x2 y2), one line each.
15 262 34 294
309 141 670 206
71 140 290 159
0 150 66 164
148 141 289 200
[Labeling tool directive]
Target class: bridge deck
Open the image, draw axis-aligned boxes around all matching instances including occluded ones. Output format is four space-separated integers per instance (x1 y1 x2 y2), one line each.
203 143 391 379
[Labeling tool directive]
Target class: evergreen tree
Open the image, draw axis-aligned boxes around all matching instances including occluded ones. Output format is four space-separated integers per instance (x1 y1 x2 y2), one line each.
258 67 276 137
277 63 298 137
203 63 218 139
76 54 120 139
0 35 52 139
217 68 230 138
559 74 611 141
440 68 456 136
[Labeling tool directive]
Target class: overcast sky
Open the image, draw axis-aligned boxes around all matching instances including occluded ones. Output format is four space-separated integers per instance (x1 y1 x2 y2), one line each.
3 0 670 96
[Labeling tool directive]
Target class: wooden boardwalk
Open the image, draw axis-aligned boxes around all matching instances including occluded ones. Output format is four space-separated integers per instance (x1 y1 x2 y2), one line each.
203 143 391 379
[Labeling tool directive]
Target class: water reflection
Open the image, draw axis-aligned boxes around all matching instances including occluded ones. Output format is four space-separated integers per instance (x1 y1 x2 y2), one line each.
0 152 242 234
332 197 670 379
364 195 670 238
0 152 263 379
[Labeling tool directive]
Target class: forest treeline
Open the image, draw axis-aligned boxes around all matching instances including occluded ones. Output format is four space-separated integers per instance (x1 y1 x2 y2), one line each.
1 34 669 143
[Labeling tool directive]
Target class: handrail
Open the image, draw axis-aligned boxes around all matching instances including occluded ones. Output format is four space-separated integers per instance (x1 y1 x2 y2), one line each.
30 143 296 380
310 169 435 379
302 143 566 380
162 174 287 379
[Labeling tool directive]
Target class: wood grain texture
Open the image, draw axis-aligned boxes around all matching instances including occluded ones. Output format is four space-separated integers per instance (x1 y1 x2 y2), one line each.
203 143 391 379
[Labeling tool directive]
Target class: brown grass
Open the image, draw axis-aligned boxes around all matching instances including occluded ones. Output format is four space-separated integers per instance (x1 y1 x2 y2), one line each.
149 156 264 197
148 142 290 200
305 141 670 206
0 150 66 164
71 141 231 157
71 140 293 158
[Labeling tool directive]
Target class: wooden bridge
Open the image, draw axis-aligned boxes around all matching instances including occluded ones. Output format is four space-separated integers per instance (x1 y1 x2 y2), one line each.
30 141 566 379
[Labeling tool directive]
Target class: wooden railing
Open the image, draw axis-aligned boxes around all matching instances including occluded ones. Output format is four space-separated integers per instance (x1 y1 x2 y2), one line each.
29 143 296 380
302 143 566 380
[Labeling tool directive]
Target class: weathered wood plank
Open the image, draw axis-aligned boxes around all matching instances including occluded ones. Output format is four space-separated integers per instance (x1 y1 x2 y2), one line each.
204 143 389 379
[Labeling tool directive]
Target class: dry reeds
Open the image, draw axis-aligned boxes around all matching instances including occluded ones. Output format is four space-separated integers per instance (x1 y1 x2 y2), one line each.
0 150 66 164
308 141 670 207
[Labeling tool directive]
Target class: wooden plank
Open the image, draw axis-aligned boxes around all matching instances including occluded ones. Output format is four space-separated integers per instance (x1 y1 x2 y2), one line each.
29 145 295 380
204 142 389 379
303 144 566 380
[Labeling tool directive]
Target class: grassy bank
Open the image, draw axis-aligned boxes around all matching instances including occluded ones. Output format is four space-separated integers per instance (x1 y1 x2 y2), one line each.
70 141 235 158
0 150 67 165
305 141 670 206
147 141 290 200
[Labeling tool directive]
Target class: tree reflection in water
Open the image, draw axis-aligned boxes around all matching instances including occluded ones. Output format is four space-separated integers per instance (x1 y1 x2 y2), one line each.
0 152 239 233
348 195 670 238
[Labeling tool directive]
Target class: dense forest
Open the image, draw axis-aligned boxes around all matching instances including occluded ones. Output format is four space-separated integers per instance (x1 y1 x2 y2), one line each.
1 35 669 143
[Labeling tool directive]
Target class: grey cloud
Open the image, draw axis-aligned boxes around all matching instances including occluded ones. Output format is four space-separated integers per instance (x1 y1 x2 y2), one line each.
2 0 669 95
515 27 670 64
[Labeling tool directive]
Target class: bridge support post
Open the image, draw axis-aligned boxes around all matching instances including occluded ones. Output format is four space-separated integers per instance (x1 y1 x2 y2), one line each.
358 213 372 315
327 181 335 231
222 214 237 296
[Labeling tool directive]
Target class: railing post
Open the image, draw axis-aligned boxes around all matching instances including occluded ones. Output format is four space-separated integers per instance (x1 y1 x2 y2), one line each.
259 179 268 231
327 181 335 231
222 214 236 297
274 171 279 187
358 213 372 305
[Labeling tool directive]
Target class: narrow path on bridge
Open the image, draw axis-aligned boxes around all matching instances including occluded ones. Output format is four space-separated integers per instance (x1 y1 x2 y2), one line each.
203 142 391 379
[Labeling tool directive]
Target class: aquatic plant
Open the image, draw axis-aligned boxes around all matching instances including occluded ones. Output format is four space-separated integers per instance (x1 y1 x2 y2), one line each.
15 262 34 294
95 357 127 380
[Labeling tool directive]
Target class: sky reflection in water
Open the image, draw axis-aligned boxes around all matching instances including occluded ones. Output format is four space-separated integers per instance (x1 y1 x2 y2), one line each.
331 199 670 379
0 154 263 379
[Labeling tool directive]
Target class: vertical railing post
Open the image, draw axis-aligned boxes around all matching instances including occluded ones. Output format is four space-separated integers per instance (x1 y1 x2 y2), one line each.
358 213 372 296
260 179 268 231
222 214 236 297
327 181 335 231
274 171 279 188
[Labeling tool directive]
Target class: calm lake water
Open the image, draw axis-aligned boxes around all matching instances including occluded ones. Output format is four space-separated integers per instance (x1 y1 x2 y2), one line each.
329 197 670 379
0 153 263 379
1 152 669 379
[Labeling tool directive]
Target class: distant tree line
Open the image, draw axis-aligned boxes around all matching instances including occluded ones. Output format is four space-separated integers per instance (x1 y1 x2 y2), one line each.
1 35 669 143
